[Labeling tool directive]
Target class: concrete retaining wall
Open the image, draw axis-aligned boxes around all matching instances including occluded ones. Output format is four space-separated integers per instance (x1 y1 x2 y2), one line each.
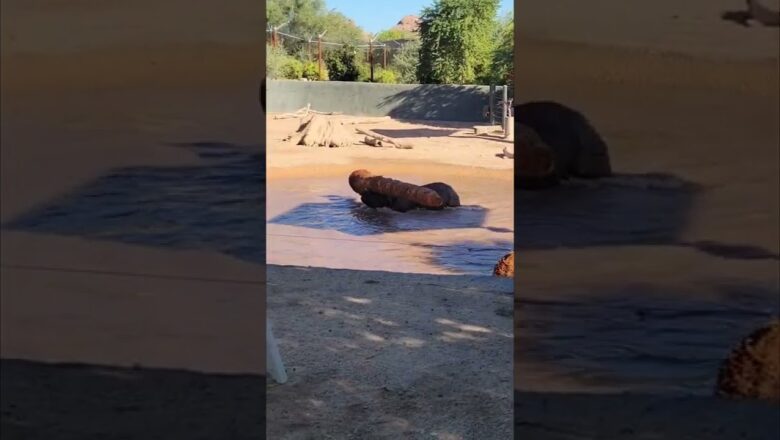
267 80 496 122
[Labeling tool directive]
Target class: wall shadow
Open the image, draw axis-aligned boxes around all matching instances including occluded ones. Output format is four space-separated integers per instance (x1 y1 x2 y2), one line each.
3 142 266 264
379 85 492 122
1 359 265 440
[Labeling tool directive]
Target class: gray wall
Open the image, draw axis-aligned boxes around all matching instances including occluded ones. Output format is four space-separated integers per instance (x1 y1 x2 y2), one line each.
267 80 494 122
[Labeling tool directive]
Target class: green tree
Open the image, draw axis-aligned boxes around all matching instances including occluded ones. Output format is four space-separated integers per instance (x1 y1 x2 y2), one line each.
325 44 361 81
417 0 500 84
267 0 365 61
390 40 421 84
488 12 513 85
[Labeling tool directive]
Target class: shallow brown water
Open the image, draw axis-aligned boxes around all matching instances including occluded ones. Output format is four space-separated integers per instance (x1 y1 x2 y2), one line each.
267 172 513 275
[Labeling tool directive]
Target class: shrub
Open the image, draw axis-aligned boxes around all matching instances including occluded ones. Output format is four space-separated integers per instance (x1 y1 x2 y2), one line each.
266 44 288 79
302 61 328 81
325 45 361 81
280 58 304 79
374 68 398 84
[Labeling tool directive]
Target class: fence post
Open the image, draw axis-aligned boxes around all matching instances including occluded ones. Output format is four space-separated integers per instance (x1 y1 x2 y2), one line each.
369 38 375 82
502 85 508 134
318 36 323 77
489 84 496 125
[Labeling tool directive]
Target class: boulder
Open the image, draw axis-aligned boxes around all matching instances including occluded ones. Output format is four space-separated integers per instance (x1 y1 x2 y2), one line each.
716 319 780 401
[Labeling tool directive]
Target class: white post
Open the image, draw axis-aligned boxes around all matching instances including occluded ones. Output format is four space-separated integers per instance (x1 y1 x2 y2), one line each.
267 320 288 384
501 85 508 135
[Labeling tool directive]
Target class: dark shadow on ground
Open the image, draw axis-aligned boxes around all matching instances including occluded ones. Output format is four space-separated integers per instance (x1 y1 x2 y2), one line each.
269 195 489 236
417 239 514 275
379 85 492 122
721 10 753 27
371 128 460 139
3 142 266 264
515 282 780 394
0 359 265 440
516 173 699 250
514 390 779 440
515 173 780 260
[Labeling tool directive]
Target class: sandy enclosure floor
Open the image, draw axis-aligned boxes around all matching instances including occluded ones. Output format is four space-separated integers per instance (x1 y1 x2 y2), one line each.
266 266 513 439
266 116 514 172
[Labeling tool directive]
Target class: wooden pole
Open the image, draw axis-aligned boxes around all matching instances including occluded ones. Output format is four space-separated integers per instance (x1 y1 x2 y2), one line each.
318 36 323 77
369 38 374 82
383 45 387 69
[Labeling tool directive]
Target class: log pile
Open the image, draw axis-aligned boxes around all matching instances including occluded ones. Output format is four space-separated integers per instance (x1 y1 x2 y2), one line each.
284 112 413 149
293 115 354 148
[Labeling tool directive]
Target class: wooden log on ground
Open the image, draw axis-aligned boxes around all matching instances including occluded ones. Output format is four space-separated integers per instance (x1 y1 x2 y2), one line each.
274 104 312 120
473 125 502 135
356 127 413 149
364 136 385 147
348 169 444 209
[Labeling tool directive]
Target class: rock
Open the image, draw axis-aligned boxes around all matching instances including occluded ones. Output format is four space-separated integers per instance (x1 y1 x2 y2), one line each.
716 319 780 401
493 252 514 277
514 101 612 184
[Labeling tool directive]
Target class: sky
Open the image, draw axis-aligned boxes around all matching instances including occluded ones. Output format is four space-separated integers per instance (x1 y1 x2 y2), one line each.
325 0 513 34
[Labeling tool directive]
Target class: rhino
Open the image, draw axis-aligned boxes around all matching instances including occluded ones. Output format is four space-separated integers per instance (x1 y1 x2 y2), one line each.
361 182 461 213
514 101 613 189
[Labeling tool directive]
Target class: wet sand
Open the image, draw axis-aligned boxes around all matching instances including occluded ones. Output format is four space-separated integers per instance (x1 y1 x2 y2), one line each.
514 1 779 437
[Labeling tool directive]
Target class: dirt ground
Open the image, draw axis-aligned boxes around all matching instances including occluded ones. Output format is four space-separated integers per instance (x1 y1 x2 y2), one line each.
266 115 513 174
266 266 513 439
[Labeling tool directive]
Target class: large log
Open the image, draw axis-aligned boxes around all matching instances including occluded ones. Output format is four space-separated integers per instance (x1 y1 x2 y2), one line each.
355 127 413 149
348 170 444 209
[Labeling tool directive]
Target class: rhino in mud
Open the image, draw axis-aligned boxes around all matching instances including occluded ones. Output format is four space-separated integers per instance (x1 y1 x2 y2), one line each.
515 101 613 189
361 182 461 213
